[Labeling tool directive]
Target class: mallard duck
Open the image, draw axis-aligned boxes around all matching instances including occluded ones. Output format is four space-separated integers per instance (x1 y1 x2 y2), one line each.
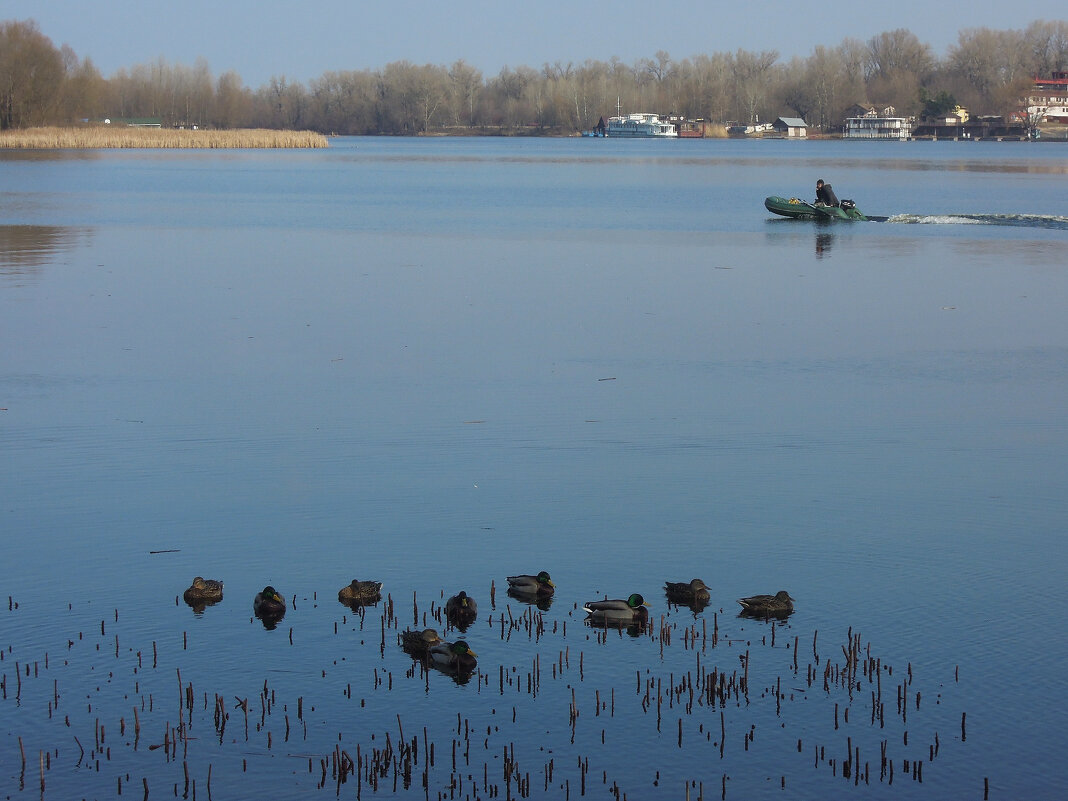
253 585 286 618
401 628 442 658
338 579 383 605
445 591 478 628
583 593 650 626
429 639 478 672
183 577 224 604
737 590 794 617
664 578 710 604
506 571 555 596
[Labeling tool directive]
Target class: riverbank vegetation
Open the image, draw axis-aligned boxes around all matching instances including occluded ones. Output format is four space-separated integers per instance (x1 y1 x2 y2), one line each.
1 17 1065 137
0 126 327 149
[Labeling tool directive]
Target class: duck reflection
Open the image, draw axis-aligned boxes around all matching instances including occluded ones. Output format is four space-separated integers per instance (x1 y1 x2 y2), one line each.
584 617 646 638
506 587 554 611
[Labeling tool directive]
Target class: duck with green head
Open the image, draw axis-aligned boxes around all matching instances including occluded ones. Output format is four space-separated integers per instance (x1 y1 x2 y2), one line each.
583 593 650 626
429 639 478 672
338 579 383 605
254 585 286 619
737 590 794 617
506 571 555 596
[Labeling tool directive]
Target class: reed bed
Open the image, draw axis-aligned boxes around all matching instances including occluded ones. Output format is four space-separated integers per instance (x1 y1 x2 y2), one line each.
0 126 328 149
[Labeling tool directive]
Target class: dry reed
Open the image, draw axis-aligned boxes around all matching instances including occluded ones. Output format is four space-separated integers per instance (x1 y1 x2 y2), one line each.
701 123 729 138
0 126 329 149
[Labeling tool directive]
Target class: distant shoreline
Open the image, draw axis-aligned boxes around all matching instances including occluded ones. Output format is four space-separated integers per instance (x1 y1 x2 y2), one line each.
0 127 329 149
2 124 1064 149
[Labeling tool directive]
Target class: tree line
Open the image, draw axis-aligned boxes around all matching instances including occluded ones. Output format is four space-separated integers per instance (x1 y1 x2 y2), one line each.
2 18 1066 134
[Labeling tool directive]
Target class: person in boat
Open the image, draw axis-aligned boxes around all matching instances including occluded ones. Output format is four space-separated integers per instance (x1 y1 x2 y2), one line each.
815 179 840 207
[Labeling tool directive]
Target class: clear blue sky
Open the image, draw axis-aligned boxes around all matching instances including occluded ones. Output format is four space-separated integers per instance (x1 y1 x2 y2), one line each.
6 1 1066 87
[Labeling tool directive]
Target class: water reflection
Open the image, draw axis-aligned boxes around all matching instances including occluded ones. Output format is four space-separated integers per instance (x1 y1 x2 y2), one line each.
584 618 647 638
0 149 101 163
0 225 91 274
430 662 476 685
184 597 223 615
506 587 554 611
814 230 834 258
340 597 381 614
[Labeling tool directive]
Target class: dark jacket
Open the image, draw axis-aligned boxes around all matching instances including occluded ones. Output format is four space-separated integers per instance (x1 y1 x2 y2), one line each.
816 183 840 207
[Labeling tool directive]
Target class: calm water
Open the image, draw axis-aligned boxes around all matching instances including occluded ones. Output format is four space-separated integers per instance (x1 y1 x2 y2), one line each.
1 137 1066 799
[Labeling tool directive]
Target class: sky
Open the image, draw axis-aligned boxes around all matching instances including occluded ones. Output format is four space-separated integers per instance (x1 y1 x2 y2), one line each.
5 1 1066 88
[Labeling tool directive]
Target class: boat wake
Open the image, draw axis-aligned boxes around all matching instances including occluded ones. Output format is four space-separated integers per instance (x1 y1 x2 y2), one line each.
887 213 1068 230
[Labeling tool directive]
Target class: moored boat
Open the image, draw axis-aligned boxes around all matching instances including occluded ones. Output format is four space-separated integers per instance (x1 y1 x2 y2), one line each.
606 113 678 138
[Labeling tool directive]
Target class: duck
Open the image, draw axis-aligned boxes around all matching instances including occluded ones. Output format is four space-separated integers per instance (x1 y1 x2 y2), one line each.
445 591 478 628
429 639 478 672
183 576 224 604
506 571 555 597
401 628 442 658
583 593 650 626
338 579 383 605
664 578 710 605
737 590 795 617
253 585 286 618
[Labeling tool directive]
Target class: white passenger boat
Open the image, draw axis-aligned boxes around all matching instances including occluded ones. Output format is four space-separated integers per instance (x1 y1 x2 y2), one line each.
606 113 678 138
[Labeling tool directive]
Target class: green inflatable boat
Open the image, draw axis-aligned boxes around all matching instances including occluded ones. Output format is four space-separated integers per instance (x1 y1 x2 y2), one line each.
764 195 886 222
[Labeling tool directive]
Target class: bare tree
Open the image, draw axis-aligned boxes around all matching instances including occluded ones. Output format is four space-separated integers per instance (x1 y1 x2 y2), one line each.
212 71 253 129
866 29 934 82
58 48 107 122
730 49 779 122
447 60 482 126
0 19 64 128
1023 20 1068 76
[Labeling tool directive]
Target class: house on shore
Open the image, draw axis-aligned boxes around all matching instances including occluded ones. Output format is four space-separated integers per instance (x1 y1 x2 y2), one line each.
772 117 807 137
1027 72 1068 122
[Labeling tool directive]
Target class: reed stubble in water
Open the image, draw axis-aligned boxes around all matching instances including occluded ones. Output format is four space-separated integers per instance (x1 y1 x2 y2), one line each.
1 584 973 800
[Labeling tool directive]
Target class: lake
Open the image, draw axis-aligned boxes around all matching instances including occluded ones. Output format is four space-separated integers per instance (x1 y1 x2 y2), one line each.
1 136 1066 799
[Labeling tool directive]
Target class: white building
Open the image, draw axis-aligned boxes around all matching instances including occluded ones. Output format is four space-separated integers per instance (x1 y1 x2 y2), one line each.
844 106 911 140
1027 72 1068 123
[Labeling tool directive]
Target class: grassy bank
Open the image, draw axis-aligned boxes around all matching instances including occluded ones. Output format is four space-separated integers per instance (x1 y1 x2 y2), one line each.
0 127 329 149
